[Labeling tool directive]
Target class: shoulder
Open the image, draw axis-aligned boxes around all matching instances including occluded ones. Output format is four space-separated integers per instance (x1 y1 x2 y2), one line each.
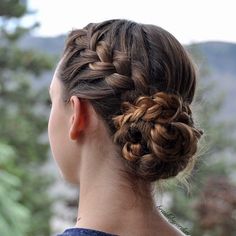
56 228 118 236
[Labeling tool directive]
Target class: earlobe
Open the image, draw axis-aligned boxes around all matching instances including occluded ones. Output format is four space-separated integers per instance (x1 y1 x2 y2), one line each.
69 96 86 140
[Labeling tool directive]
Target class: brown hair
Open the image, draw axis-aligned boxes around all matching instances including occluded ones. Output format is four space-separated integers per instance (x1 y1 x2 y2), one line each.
58 19 203 182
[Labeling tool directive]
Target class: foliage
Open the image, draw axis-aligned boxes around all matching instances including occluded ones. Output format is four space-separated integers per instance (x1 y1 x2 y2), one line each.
166 45 236 235
0 1 54 235
194 176 236 236
0 143 30 236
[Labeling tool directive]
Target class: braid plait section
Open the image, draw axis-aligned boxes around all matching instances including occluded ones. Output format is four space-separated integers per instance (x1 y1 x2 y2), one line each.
62 27 135 98
112 92 203 181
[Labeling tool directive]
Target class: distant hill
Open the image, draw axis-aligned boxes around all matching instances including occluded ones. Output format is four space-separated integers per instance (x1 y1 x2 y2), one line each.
19 34 66 55
197 41 236 76
195 42 236 118
19 36 236 75
18 35 236 118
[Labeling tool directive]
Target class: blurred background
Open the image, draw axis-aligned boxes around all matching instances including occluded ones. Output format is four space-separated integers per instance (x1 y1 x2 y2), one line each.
0 0 235 235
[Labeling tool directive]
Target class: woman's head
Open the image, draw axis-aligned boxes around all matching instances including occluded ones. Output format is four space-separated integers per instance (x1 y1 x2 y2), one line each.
48 19 203 184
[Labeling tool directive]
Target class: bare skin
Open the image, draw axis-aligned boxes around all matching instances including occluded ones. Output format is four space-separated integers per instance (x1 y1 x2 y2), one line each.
48 68 185 236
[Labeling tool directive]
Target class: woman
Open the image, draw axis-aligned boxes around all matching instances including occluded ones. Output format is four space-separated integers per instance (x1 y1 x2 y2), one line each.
48 19 203 236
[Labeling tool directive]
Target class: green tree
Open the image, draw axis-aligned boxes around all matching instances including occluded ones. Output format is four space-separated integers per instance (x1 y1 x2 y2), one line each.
0 1 54 235
0 143 30 236
166 45 236 236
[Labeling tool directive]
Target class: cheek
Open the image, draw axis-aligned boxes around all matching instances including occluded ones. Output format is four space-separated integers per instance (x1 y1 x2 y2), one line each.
48 105 80 184
48 106 66 163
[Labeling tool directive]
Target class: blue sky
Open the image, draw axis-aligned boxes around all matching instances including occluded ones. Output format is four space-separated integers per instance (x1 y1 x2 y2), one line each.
24 0 236 44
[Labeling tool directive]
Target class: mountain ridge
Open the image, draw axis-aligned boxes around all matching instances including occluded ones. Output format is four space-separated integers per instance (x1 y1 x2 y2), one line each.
18 35 236 118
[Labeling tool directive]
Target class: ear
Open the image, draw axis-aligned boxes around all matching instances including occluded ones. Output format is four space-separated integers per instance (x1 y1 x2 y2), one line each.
69 96 86 140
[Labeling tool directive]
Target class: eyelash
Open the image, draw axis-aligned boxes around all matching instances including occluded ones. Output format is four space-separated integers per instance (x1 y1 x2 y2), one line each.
47 98 52 107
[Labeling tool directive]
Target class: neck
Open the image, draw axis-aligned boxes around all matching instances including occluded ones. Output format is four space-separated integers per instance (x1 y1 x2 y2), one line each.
74 141 163 235
75 173 159 234
73 123 176 235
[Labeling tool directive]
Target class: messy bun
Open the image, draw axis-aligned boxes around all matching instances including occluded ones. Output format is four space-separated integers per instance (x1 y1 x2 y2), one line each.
59 19 203 182
113 92 203 181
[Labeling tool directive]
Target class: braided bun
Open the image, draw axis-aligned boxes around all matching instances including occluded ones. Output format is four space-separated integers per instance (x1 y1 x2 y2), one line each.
113 92 203 181
59 19 203 182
